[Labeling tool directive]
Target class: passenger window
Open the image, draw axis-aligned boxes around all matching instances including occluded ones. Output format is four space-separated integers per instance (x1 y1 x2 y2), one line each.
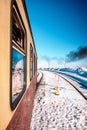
30 44 33 80
34 54 36 75
11 1 26 110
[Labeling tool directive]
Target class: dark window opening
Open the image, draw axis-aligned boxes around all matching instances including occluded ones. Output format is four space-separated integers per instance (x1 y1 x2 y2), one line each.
12 4 25 50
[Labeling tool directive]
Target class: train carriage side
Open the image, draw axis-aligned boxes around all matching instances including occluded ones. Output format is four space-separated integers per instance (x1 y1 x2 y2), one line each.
0 0 37 129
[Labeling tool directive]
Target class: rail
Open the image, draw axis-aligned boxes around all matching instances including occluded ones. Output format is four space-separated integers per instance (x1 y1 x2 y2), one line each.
57 73 87 100
37 71 43 86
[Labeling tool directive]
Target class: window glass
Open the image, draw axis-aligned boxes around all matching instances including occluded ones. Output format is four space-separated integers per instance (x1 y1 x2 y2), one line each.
30 44 33 80
11 2 26 110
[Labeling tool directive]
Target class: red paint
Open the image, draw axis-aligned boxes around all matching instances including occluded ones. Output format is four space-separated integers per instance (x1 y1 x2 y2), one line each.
6 76 37 130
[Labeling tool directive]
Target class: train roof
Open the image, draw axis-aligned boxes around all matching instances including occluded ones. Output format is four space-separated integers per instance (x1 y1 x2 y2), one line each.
22 0 37 57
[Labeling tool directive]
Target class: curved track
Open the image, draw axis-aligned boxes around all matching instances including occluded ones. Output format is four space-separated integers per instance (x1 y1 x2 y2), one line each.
56 72 87 100
30 70 87 130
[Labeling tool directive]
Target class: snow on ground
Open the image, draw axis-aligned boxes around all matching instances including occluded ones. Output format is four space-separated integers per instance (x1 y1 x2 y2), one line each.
58 67 87 78
58 71 87 82
30 71 87 130
57 73 87 99
54 67 87 87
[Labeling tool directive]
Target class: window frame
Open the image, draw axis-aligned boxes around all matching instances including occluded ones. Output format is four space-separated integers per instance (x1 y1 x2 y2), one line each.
10 1 26 110
30 44 33 81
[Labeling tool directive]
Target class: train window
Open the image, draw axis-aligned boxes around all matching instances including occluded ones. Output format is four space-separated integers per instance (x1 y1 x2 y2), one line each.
30 44 33 80
33 54 37 76
12 4 25 50
34 54 36 75
10 1 26 110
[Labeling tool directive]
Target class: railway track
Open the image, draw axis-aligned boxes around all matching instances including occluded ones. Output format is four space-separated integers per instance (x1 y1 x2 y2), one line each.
56 73 87 100
39 70 87 100
31 70 87 130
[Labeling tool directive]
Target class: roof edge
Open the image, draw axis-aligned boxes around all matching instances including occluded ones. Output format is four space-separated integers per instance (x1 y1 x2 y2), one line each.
22 0 37 57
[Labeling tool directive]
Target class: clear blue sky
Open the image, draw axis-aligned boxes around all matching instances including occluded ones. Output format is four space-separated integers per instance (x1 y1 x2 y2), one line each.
25 0 87 68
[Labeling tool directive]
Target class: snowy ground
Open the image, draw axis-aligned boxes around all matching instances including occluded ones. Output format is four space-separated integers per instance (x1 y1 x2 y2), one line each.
57 71 87 87
30 71 87 130
57 73 87 99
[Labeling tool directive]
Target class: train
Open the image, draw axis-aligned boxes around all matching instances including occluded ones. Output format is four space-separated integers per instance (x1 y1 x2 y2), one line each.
0 0 37 129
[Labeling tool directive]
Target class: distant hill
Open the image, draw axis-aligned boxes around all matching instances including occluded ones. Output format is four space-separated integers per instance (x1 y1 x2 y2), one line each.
58 67 87 78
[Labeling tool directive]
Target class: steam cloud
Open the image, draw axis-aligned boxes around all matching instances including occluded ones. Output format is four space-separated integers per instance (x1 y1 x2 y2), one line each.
66 46 87 62
41 46 87 66
41 56 51 62
41 56 63 62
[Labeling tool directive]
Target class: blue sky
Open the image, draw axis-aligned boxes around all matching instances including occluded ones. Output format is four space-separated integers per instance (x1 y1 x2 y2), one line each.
25 0 87 68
